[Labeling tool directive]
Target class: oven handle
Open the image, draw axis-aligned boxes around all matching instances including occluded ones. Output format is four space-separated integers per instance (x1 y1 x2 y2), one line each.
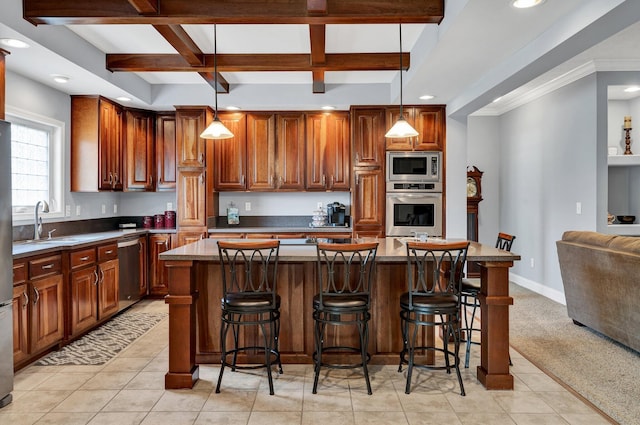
387 193 442 199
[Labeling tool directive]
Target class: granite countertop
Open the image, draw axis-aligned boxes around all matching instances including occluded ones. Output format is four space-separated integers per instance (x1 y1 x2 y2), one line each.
160 237 521 263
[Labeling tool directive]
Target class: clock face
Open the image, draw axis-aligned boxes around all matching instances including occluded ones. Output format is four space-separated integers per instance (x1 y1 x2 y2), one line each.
467 177 478 197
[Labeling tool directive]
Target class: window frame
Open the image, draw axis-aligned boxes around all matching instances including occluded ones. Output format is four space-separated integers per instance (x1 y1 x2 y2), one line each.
6 106 65 222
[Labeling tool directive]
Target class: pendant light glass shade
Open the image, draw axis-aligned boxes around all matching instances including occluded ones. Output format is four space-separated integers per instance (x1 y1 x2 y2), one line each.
385 23 419 139
200 24 234 140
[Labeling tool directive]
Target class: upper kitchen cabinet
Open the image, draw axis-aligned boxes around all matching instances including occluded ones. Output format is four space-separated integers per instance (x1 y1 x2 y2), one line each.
385 106 446 151
155 112 177 191
123 109 154 191
71 96 124 191
213 112 248 191
247 112 305 191
306 111 350 191
351 107 386 168
176 107 213 168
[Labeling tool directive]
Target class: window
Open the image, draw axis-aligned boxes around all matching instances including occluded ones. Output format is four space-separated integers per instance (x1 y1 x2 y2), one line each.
6 107 64 220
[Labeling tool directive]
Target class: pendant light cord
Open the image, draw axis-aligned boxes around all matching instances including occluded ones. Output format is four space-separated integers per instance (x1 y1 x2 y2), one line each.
214 24 219 119
399 23 404 118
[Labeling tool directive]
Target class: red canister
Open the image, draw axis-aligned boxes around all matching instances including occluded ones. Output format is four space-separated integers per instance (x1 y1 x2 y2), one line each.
164 210 176 228
154 214 165 228
143 216 153 229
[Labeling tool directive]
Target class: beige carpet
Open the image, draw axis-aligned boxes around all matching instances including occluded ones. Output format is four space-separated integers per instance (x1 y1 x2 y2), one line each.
509 283 639 425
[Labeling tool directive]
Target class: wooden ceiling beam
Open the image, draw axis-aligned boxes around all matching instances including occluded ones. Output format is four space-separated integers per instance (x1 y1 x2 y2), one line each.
127 0 158 15
153 24 204 67
24 0 444 25
198 71 229 94
106 52 410 72
309 24 326 93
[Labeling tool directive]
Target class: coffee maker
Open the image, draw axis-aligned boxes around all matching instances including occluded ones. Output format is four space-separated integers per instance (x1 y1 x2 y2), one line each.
327 202 346 226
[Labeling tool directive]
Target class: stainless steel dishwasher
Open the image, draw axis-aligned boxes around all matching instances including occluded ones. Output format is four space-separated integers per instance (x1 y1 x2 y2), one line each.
117 236 142 312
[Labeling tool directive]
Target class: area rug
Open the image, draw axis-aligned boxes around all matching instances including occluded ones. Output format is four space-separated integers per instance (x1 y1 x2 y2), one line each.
36 311 167 366
509 283 639 425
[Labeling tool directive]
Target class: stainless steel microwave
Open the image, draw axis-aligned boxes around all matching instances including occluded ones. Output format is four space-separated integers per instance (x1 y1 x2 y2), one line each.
386 151 441 183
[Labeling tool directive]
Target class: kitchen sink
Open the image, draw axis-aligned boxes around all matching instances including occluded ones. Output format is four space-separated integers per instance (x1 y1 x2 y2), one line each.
16 235 101 245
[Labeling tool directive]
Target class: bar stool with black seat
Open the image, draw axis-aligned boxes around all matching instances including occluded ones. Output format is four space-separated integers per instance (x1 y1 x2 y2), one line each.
216 240 282 395
399 240 470 395
461 232 515 368
313 241 378 395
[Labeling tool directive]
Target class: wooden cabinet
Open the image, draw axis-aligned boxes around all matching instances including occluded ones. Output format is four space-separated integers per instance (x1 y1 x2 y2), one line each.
352 168 385 237
385 105 446 151
71 95 124 191
13 254 64 368
306 111 350 191
351 107 386 168
177 169 207 228
138 236 148 296
149 233 172 296
124 109 155 191
68 243 119 338
155 112 177 191
176 107 210 168
174 231 205 247
213 112 247 191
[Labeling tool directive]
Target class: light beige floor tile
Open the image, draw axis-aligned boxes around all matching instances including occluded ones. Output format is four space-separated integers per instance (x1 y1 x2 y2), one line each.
60 365 106 373
456 412 516 424
140 411 198 425
248 411 302 425
351 389 403 412
398 392 454 412
52 390 118 413
201 390 256 412
444 392 504 414
87 411 147 425
152 389 209 412
252 389 303 411
560 413 615 425
32 411 95 424
12 371 57 390
303 390 352 411
536 391 599 415
302 411 356 425
194 411 251 425
216 370 264 391
80 371 137 390
102 357 151 373
354 410 409 425
515 373 565 392
0 412 44 425
492 392 555 414
124 371 166 390
140 357 169 372
33 372 95 391
2 390 73 412
405 411 462 425
102 389 164 412
509 413 571 425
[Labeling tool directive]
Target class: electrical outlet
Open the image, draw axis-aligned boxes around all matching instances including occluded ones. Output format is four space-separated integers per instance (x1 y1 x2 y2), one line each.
576 202 582 215
101 204 106 214
167 202 173 211
113 204 118 214
76 205 81 216
530 258 535 268
65 205 71 217
245 202 251 211
317 202 323 209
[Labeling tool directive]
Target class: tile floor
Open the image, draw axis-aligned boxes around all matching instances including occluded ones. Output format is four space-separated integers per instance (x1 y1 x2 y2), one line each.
1 300 614 425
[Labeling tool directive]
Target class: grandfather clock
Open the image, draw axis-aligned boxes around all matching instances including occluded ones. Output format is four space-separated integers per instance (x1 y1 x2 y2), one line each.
466 166 483 277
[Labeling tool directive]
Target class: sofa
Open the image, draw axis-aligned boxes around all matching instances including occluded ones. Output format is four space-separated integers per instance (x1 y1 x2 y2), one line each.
556 230 639 353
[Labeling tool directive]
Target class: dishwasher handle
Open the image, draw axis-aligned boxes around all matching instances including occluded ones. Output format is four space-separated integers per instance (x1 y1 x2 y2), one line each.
118 237 140 249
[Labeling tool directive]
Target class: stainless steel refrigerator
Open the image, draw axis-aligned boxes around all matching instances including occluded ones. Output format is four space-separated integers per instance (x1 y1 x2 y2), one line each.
0 119 13 408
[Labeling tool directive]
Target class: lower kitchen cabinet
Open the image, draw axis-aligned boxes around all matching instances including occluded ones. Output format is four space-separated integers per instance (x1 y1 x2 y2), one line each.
149 233 172 296
13 254 64 369
138 236 148 297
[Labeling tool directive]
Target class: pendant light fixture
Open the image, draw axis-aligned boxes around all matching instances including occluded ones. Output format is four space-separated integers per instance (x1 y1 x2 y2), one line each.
200 24 234 140
385 23 419 139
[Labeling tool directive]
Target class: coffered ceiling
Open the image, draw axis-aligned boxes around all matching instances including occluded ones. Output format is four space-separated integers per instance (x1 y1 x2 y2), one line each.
3 0 640 115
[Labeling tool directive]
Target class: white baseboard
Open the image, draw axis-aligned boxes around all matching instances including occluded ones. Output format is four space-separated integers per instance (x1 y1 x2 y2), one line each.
509 273 566 305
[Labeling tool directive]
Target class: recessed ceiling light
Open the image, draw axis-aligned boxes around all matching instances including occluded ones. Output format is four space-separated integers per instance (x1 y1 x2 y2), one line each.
321 106 335 110
419 95 435 100
492 96 503 103
624 86 640 93
226 106 240 111
0 38 30 49
51 74 69 84
116 96 131 102
512 0 545 8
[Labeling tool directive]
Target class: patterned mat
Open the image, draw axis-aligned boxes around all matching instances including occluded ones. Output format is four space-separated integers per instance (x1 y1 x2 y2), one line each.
36 311 167 366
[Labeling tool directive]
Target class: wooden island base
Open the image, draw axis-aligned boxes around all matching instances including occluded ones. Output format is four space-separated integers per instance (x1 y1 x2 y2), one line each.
160 238 519 391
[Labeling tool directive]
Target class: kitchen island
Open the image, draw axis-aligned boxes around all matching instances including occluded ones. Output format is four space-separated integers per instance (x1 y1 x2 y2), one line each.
159 237 520 391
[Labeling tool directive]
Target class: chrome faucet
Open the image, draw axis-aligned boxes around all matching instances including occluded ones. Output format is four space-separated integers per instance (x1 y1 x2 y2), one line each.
34 200 50 240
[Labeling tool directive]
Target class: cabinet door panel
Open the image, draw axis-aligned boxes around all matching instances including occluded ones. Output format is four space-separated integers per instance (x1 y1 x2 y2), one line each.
247 113 276 190
351 108 385 168
214 112 247 190
413 106 445 151
276 113 305 190
149 234 171 296
138 237 148 296
176 109 207 167
384 107 415 151
31 274 64 353
99 100 123 190
325 112 350 190
306 113 328 190
98 259 119 319
156 113 177 191
124 109 155 191
70 267 98 336
177 169 206 227
13 284 29 364
353 168 385 228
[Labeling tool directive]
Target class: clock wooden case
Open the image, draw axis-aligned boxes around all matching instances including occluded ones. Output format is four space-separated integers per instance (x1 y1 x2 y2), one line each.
467 166 483 277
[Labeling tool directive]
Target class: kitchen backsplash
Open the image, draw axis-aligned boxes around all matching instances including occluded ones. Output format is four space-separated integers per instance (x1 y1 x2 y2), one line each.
218 192 351 217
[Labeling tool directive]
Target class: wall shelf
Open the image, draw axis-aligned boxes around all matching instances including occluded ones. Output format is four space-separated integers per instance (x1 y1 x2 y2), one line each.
607 223 640 235
608 154 640 166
